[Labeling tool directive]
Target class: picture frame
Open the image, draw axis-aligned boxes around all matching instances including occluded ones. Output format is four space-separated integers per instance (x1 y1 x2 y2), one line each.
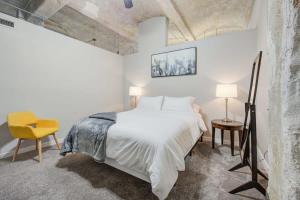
151 47 197 78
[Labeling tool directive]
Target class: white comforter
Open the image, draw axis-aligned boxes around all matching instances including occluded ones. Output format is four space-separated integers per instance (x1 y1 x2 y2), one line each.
106 110 207 199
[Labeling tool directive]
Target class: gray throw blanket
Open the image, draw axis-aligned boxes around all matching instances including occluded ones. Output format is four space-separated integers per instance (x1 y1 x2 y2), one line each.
60 112 116 162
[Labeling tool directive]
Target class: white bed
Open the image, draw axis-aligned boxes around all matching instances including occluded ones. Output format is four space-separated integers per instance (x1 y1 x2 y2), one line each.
104 108 207 199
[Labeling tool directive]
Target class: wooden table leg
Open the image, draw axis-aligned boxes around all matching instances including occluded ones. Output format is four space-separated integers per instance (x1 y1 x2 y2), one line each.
212 127 215 148
200 135 203 142
230 130 234 156
221 129 224 145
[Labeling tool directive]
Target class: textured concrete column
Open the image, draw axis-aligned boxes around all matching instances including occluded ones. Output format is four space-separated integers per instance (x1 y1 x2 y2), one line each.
268 0 300 199
138 17 168 52
280 1 300 199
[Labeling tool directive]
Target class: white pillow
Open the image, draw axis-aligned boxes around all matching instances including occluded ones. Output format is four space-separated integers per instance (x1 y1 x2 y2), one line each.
136 96 164 111
162 96 195 113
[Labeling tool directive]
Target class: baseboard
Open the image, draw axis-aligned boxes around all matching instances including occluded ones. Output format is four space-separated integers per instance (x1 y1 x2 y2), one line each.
0 137 63 159
258 147 270 174
202 136 212 143
202 136 239 147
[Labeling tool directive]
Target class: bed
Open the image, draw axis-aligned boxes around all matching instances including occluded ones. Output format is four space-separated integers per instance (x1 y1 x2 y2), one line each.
61 96 207 199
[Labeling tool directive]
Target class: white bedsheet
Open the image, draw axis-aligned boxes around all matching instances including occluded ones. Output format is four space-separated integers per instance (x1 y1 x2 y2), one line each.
106 110 207 199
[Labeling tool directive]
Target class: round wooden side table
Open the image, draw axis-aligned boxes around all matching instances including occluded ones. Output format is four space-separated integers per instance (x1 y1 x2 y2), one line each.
211 119 243 156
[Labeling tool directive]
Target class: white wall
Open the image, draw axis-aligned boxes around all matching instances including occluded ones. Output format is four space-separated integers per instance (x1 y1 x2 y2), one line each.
0 13 123 157
254 0 271 167
124 18 258 142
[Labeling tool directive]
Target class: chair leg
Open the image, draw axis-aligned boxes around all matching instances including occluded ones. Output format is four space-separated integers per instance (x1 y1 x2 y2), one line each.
52 133 60 150
36 139 38 151
37 139 42 162
12 138 22 162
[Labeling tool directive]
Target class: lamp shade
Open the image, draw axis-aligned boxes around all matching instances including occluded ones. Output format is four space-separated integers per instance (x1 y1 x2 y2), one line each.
129 86 141 96
216 84 237 98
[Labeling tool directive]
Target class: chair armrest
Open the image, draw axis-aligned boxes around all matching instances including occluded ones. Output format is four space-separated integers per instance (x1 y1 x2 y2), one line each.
36 119 59 129
8 125 35 139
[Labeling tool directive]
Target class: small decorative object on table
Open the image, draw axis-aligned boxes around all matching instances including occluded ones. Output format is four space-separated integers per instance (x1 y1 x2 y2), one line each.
129 86 142 107
211 119 243 156
216 84 237 122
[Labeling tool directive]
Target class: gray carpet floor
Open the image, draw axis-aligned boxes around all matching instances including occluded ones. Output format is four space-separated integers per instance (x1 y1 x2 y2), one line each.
0 142 267 200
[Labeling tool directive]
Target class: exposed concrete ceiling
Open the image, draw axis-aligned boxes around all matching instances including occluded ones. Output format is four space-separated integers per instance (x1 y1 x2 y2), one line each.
45 6 137 55
171 0 254 39
68 0 163 42
0 0 255 55
33 0 70 19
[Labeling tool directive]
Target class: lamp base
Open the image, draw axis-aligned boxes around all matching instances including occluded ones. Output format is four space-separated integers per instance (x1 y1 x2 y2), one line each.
222 118 233 123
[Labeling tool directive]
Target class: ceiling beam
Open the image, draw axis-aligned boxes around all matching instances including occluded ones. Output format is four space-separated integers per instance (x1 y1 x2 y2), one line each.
156 0 195 41
33 0 71 19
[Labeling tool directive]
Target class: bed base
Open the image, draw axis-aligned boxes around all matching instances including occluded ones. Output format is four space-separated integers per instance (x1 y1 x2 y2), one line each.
186 134 203 158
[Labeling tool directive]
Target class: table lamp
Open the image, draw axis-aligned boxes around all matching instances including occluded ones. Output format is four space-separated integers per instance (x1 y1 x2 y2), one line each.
129 86 142 107
216 84 237 122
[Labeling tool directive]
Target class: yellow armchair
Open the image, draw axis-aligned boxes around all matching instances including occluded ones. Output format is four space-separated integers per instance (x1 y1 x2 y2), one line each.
7 112 60 162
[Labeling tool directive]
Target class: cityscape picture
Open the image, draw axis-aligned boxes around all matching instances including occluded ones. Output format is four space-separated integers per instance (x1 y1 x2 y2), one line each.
151 47 197 78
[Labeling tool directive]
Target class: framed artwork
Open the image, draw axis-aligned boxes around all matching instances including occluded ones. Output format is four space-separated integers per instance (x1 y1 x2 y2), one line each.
151 47 197 78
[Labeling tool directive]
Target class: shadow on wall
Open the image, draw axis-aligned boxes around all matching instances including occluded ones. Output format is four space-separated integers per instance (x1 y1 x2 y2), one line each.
198 108 210 137
0 122 14 153
237 87 248 102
